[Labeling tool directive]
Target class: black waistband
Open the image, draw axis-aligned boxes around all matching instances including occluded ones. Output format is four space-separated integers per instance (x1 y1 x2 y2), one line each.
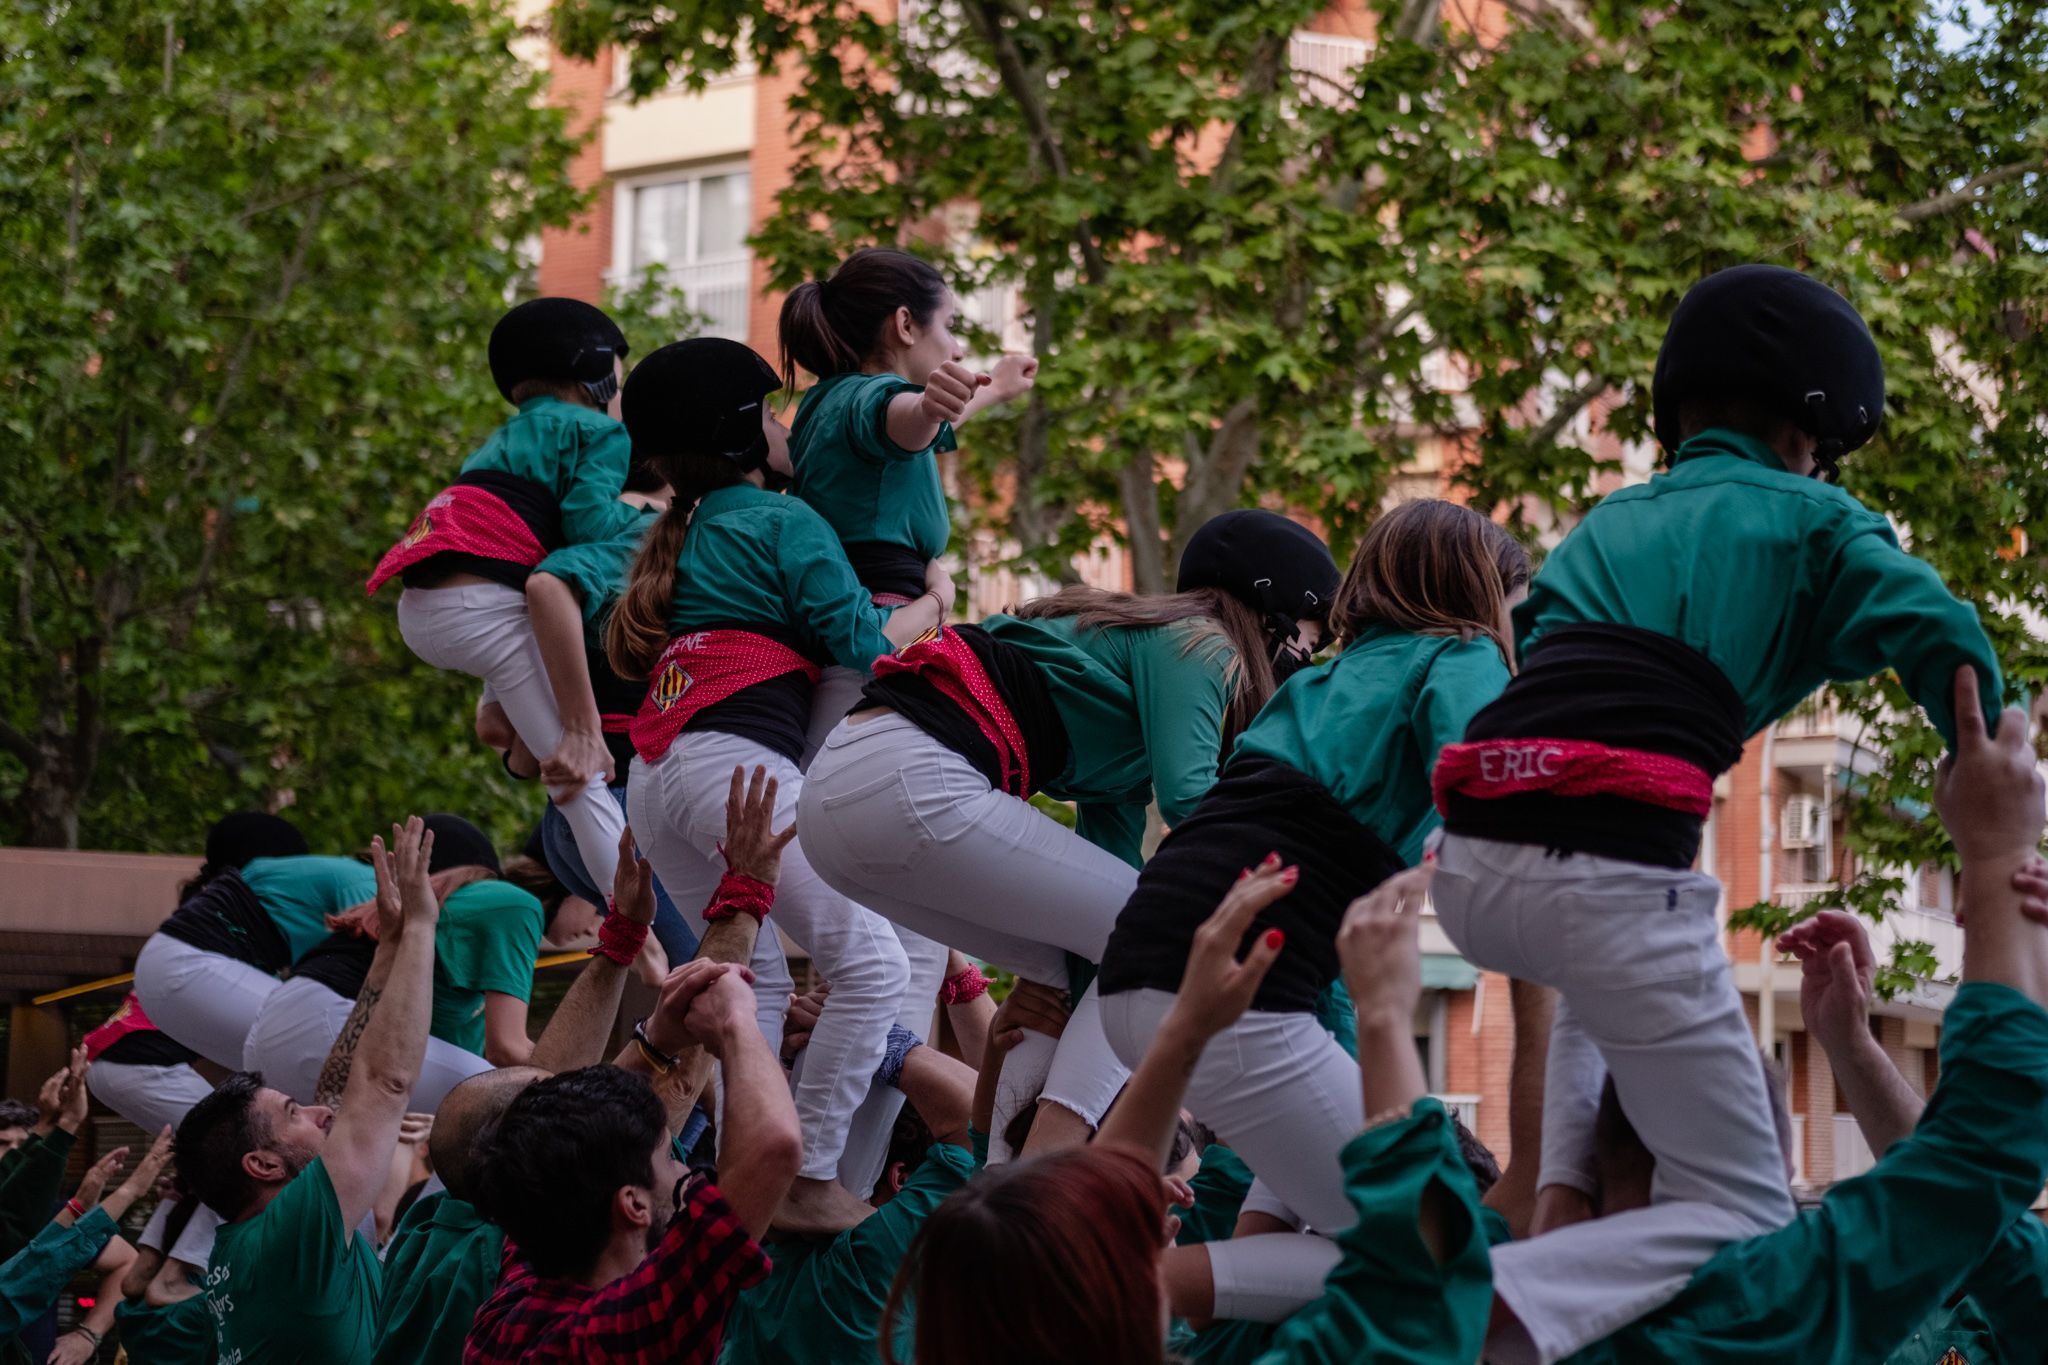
96 1030 198 1068
841 541 929 600
863 624 1072 799
158 869 292 974
1445 623 1745 868
1099 756 1407 1013
291 935 376 999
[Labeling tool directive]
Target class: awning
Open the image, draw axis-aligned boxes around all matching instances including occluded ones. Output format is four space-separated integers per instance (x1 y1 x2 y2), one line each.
1422 953 1479 991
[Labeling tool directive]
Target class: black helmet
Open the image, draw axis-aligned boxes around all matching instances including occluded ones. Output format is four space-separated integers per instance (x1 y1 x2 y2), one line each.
622 338 782 472
1178 510 1339 683
1651 265 1884 478
488 298 630 407
421 814 500 876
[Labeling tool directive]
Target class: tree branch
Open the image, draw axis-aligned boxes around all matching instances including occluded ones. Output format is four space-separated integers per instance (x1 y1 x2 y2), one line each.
1897 157 2045 224
1524 376 1608 450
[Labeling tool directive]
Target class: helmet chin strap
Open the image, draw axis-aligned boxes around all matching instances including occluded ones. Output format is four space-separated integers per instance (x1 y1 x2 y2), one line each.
583 371 621 407
1809 438 1844 485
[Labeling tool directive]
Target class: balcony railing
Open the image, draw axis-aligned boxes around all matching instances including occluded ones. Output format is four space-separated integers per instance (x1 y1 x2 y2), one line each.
1774 700 1844 739
1774 883 1836 911
1833 1113 1875 1181
1433 1093 1479 1131
643 256 752 342
1288 31 1370 107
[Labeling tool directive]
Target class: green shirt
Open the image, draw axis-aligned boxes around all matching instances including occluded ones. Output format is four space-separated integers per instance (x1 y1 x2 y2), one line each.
205 1157 381 1365
1250 1099 1492 1365
790 371 955 560
721 1143 976 1365
372 1188 504 1365
1565 983 2048 1364
0 1205 116 1344
667 484 897 675
460 395 643 549
0 1130 72 1264
116 1294 219 1365
429 881 545 1055
240 856 378 965
981 614 1237 867
1517 428 2003 748
535 503 660 648
1235 629 1511 866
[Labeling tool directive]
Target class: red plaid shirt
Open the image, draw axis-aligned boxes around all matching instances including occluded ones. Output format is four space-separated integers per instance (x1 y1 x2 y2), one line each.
462 1174 771 1365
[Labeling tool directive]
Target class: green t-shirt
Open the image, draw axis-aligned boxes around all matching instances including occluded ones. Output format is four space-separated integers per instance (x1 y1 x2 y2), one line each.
1249 1099 1492 1365
1517 427 2003 748
535 504 659 648
240 857 377 965
0 1205 116 1341
1564 983 2048 1364
459 395 643 549
116 1294 218 1365
0 1129 73 1263
980 614 1237 868
372 1188 504 1365
790 371 955 562
721 1143 976 1365
666 483 897 675
1234 629 1511 866
430 881 545 1056
205 1157 381 1365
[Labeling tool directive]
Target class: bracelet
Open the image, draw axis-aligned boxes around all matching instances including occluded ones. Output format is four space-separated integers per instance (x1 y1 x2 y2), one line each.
70 1327 100 1349
1364 1102 1416 1132
704 870 774 923
633 1019 679 1073
874 1024 922 1089
590 903 650 965
939 962 990 1005
63 1199 84 1220
925 587 949 617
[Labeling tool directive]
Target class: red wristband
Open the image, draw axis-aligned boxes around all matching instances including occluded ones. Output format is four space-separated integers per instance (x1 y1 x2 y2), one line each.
64 1199 85 1219
590 904 649 965
940 962 989 1005
704 870 774 923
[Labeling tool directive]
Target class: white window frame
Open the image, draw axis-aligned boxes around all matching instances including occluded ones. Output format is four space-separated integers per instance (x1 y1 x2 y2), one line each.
610 161 755 340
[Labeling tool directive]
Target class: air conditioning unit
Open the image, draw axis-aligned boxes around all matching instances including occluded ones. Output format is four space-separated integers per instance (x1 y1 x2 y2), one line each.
1780 795 1824 851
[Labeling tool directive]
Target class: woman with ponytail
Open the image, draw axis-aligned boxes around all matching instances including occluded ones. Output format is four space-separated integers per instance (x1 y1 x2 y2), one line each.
609 337 948 1235
796 509 1339 1159
1095 499 1527 1322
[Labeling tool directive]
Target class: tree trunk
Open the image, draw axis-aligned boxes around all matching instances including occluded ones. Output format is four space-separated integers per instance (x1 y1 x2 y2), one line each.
1118 452 1168 595
19 728 81 848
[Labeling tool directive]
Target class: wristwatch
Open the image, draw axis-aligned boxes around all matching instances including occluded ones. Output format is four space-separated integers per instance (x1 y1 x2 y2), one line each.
633 1019 679 1073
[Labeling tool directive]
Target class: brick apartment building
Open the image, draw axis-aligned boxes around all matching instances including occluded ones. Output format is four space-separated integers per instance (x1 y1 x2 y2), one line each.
508 0 1960 1184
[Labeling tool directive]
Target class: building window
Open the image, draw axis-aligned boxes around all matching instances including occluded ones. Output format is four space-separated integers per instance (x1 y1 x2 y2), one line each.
619 167 753 341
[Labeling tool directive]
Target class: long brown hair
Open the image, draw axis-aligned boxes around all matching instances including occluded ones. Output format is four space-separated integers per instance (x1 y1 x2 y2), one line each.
881 1144 1170 1365
1327 499 1529 665
1009 585 1277 755
604 452 749 679
777 247 948 393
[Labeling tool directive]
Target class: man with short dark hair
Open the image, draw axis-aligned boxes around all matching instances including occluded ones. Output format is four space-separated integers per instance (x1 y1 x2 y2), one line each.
0 1103 36 1160
174 817 443 1365
464 955 799 1364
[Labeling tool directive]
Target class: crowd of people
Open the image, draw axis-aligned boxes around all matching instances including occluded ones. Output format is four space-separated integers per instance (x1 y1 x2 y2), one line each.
2 253 2045 1365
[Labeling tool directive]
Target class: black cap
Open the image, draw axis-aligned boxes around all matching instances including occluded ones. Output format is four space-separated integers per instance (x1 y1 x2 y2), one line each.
1651 265 1884 459
622 338 782 469
488 298 629 406
203 812 308 871
422 814 500 875
1177 510 1340 629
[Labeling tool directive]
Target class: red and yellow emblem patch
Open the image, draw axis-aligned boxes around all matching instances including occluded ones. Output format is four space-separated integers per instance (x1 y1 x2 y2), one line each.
401 512 433 549
651 660 694 713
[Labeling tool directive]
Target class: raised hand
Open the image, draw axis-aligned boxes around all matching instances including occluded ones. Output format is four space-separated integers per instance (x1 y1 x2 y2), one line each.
609 827 657 928
71 1146 130 1215
645 959 755 1057
989 979 1072 1052
2009 855 2048 927
722 765 796 885
985 353 1039 403
105 1126 175 1220
1933 665 2042 865
1338 865 1433 1027
1777 910 1875 1057
1164 857 1293 1043
780 984 831 1061
373 816 441 932
917 360 989 426
57 1044 90 1133
398 1113 434 1148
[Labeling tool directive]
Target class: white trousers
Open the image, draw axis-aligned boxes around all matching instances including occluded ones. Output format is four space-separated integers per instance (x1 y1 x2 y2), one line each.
1430 832 1797 1364
136 1193 223 1272
1102 986 1357 1316
629 729 909 1181
133 934 281 1071
798 713 1134 1142
241 975 492 1114
398 582 623 892
86 1058 213 1137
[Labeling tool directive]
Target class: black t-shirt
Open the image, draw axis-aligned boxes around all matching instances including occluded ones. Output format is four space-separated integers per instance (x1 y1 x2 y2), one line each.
1441 623 1746 868
686 670 816 765
156 869 292 974
592 646 646 774
862 624 1071 798
1100 756 1406 1013
841 541 929 601
290 935 377 1000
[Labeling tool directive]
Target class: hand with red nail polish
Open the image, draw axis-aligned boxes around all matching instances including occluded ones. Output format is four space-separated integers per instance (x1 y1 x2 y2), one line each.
1159 861 1295 1045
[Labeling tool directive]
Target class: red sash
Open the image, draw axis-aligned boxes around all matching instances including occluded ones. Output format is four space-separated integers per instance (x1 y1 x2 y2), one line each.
630 630 821 762
366 484 546 595
1432 738 1713 818
82 992 161 1062
873 628 1033 798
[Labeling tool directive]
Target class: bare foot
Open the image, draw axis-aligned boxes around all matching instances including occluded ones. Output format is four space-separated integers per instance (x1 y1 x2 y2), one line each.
771 1176 875 1239
1531 1183 1597 1234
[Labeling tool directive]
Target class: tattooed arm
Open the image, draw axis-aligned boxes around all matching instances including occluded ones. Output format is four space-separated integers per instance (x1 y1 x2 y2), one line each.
314 857 408 1109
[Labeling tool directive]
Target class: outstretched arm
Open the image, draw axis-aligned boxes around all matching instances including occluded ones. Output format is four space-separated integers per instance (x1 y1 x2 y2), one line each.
324 821 441 1236
530 827 660 1073
1778 911 1923 1156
